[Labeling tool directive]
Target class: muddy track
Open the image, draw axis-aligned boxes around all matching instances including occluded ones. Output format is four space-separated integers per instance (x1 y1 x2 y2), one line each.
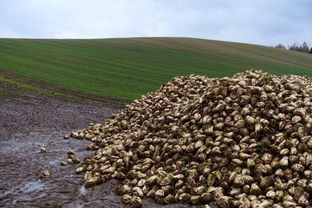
0 70 131 106
0 94 191 208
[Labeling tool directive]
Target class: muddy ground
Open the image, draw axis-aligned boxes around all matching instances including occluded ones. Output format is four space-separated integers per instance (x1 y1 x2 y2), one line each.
0 94 192 208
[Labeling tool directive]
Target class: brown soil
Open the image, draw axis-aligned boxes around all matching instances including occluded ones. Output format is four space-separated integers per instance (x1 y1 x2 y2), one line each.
0 93 192 208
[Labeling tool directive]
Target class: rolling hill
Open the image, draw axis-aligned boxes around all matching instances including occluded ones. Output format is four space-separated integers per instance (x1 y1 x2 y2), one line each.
0 37 312 101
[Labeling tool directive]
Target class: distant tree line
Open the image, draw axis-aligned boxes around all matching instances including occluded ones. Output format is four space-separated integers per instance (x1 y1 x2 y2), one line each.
275 42 312 54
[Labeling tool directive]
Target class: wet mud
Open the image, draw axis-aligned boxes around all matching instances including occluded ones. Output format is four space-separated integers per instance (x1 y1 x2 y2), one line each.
0 94 192 208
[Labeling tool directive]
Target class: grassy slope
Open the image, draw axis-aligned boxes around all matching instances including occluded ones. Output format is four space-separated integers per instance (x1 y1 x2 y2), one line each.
0 37 312 100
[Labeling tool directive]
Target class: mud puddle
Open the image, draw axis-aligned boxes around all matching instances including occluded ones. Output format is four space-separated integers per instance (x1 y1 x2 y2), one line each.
0 94 191 208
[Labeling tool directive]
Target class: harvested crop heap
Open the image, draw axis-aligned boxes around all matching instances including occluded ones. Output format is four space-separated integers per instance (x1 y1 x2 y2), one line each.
70 70 312 208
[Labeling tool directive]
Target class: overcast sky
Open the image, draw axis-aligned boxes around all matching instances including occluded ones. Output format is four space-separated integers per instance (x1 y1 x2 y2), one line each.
0 0 311 47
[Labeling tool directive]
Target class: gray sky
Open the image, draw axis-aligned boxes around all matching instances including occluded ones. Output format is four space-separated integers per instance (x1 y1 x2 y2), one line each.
0 0 311 47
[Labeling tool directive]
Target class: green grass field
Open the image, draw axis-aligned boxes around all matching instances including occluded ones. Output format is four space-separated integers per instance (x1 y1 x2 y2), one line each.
0 37 312 100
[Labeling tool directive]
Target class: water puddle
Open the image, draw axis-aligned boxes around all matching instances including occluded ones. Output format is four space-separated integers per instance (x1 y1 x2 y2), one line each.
21 181 45 193
48 159 59 165
0 181 45 198
79 186 87 195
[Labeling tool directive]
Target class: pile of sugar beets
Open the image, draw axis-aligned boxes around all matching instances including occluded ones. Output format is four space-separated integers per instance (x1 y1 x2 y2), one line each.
69 70 312 208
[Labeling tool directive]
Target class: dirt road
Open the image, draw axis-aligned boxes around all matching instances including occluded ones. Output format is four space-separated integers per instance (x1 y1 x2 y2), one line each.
0 94 191 208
